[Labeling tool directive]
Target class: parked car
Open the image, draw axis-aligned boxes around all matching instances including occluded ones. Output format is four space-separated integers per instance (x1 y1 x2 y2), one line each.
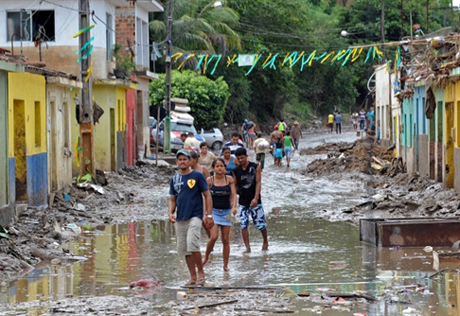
151 118 205 152
149 117 157 145
197 127 224 151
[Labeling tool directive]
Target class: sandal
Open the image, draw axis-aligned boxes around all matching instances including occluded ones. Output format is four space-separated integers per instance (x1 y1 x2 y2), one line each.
196 278 206 286
183 280 196 287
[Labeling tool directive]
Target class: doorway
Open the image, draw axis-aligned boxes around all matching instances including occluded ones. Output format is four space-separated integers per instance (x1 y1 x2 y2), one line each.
445 102 454 188
110 108 116 172
13 100 27 202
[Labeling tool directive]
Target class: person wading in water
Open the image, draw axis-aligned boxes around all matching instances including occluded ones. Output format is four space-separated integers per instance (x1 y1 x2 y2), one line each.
233 148 269 253
168 149 213 286
202 158 237 271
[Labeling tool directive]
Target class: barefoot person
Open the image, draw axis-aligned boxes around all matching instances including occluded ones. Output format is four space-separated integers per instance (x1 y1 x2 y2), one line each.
233 148 269 253
168 149 214 286
203 159 238 271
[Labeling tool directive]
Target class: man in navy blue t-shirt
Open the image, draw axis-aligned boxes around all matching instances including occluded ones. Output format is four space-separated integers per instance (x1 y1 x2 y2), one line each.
169 149 213 286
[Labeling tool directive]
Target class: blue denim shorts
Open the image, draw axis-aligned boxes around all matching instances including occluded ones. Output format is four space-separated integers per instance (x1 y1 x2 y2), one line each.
239 204 267 230
213 208 232 226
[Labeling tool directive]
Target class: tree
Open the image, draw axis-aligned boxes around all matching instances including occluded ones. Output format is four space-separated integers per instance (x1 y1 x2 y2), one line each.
150 70 230 129
149 0 241 55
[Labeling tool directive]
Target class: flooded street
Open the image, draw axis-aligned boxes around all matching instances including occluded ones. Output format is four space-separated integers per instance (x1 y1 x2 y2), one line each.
2 130 460 315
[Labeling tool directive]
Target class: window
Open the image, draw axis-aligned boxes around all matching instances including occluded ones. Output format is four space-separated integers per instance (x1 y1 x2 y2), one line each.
7 10 55 42
106 13 113 61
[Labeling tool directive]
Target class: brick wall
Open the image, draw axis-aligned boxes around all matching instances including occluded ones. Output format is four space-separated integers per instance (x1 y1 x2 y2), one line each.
115 6 136 57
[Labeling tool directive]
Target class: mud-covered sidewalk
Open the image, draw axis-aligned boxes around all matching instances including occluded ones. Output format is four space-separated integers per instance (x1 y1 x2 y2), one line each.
0 161 176 280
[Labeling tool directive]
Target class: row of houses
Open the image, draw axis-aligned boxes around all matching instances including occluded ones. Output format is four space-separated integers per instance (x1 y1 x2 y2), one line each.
0 0 164 225
374 30 460 195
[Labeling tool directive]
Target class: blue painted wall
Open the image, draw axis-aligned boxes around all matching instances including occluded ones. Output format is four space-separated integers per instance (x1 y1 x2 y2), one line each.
401 97 414 148
27 153 48 207
8 158 15 207
414 85 428 136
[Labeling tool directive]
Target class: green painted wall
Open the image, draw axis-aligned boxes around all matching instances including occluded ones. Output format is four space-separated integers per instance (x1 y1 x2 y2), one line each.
0 70 7 207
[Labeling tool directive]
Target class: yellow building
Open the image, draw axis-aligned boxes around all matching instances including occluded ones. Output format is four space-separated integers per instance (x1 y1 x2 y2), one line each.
71 80 133 174
8 72 47 207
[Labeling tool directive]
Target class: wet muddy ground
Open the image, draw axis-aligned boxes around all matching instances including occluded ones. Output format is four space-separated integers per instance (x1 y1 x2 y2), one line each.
2 129 460 315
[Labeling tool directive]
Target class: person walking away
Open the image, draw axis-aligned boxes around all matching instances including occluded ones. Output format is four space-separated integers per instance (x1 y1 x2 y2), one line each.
247 121 256 149
233 148 268 252
224 132 245 155
274 137 283 167
335 111 342 134
352 111 359 131
168 149 213 286
290 121 302 150
241 119 250 147
283 132 294 168
277 118 287 135
221 147 239 175
366 108 374 131
367 107 375 129
202 158 237 271
327 113 334 134
253 133 268 170
198 142 216 173
184 132 201 151
359 108 366 130
270 125 284 161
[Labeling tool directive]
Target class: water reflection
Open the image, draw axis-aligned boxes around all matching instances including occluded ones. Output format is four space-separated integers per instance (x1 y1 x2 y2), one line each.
3 217 460 315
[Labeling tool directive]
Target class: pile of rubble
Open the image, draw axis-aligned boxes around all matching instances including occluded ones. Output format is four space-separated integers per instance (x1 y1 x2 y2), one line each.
0 162 175 280
301 137 403 176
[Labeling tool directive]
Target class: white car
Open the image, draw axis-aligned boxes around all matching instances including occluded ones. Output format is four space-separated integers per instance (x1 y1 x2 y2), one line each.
197 127 224 151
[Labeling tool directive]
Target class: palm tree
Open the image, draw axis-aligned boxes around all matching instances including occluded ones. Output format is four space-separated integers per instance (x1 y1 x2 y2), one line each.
149 0 241 60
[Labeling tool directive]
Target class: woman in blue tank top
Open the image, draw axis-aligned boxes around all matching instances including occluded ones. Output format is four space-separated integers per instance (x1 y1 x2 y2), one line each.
221 147 239 176
203 158 237 271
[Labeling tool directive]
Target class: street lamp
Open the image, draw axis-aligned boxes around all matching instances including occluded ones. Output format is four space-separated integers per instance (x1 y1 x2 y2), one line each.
163 0 222 153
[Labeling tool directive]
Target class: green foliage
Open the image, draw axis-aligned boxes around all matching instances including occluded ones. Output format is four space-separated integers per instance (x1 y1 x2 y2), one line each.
113 44 135 73
150 70 230 129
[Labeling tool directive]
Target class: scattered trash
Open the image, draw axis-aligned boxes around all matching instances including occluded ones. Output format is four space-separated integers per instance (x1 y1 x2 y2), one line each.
423 246 433 253
75 203 86 211
51 258 62 265
0 225 10 239
65 224 82 235
176 291 188 300
389 246 401 250
63 194 71 202
402 307 421 315
90 184 105 195
328 261 347 270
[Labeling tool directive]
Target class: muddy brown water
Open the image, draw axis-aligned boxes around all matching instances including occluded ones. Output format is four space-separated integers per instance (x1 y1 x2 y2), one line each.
2 131 460 315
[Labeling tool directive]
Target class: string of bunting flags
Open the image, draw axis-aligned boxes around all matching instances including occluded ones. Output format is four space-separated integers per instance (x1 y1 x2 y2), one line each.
170 44 404 76
73 24 95 83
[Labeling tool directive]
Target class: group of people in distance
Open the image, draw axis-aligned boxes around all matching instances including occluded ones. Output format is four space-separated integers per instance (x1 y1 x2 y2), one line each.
269 119 302 168
169 122 273 286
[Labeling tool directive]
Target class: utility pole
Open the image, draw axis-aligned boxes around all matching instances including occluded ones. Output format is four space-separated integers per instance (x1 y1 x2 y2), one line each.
78 0 95 176
380 0 385 62
401 0 404 37
410 0 413 39
426 0 429 33
164 0 174 154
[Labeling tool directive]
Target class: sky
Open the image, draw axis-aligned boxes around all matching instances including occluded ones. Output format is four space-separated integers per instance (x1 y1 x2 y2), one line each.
454 0 460 6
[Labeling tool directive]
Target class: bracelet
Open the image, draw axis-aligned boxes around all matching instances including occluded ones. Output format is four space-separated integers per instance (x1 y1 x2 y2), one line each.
206 214 213 219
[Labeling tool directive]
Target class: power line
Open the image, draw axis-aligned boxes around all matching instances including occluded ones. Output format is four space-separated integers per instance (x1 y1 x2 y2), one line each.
40 0 85 13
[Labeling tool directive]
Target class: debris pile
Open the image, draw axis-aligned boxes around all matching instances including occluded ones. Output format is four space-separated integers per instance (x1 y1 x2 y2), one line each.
301 138 399 176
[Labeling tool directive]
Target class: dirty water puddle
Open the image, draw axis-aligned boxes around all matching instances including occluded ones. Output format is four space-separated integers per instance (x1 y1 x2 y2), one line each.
2 216 460 315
